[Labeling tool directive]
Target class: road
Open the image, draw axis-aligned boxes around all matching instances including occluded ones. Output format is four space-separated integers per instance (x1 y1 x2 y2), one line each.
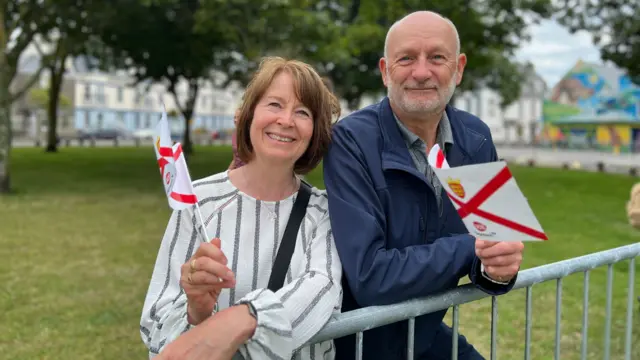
496 146 639 175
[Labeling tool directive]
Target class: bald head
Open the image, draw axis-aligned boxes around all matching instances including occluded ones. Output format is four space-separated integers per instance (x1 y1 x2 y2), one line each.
384 11 461 60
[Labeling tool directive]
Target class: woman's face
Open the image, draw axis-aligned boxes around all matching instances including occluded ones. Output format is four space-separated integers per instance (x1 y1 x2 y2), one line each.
249 71 314 168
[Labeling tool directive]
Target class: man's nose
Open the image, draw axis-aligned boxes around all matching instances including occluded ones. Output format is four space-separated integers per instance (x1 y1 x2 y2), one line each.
412 57 433 82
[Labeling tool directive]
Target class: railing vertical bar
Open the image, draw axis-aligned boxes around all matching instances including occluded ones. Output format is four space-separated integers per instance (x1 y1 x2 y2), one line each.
452 306 459 360
524 286 532 360
604 264 613 360
356 331 363 360
581 270 590 360
555 278 562 360
490 296 497 360
624 257 635 360
407 317 415 360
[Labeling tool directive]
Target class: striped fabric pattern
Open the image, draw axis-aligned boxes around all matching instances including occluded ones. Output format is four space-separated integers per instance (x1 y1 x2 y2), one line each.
140 171 343 360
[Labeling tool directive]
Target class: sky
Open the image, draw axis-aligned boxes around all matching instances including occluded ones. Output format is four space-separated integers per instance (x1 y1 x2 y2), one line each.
514 19 603 88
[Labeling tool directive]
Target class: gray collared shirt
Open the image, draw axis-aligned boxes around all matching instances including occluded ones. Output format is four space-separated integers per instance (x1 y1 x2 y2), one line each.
394 111 454 208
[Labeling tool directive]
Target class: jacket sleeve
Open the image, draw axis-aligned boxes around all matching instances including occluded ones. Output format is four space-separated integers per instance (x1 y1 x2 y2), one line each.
234 210 342 359
323 124 479 306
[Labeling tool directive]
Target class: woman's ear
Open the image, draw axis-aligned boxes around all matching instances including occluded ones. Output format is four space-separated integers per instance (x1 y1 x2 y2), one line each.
234 109 240 126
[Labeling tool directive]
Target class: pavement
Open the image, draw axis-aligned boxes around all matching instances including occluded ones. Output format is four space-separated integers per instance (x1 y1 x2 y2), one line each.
496 146 639 176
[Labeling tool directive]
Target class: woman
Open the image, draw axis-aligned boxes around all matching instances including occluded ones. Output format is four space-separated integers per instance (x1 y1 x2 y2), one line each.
140 57 343 360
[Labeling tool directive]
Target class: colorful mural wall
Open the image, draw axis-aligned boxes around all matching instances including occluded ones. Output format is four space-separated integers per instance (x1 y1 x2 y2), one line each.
540 60 640 153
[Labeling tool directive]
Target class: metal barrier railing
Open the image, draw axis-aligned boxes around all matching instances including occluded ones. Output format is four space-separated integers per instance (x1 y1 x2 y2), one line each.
308 243 639 360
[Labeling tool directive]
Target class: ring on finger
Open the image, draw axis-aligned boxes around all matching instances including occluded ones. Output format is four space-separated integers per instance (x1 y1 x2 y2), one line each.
190 259 197 273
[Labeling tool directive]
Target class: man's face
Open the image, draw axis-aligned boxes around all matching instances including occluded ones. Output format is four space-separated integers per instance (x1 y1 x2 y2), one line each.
380 18 466 116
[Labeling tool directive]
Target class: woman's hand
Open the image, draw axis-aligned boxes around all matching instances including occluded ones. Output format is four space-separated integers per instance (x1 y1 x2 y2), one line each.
181 238 236 325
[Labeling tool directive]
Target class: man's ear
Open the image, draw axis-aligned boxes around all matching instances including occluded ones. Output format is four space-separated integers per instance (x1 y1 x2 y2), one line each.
455 53 467 85
379 57 389 87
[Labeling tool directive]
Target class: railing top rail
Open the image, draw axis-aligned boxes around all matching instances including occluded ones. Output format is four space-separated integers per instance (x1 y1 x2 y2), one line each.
308 242 640 345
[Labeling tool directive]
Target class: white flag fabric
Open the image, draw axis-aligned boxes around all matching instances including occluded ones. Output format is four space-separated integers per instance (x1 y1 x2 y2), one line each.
427 144 450 169
167 142 198 210
428 144 548 242
154 110 197 210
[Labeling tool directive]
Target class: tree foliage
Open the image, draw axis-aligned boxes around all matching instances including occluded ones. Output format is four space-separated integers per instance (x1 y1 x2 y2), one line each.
318 0 554 109
30 87 72 109
194 0 554 110
554 0 640 83
97 0 230 156
38 0 111 152
0 0 62 193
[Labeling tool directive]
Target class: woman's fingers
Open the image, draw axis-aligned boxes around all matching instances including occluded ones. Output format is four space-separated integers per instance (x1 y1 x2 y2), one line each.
185 271 232 286
193 242 228 265
192 256 235 282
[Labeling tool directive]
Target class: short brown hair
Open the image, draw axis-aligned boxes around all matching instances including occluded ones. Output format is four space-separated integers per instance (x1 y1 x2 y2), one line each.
236 57 340 175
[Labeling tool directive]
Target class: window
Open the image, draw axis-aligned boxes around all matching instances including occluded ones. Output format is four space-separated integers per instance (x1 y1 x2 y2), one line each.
117 87 124 102
84 84 91 101
97 113 103 129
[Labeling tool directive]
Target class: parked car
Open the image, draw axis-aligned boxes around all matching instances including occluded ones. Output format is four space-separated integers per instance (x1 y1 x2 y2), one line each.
132 128 155 141
78 128 130 141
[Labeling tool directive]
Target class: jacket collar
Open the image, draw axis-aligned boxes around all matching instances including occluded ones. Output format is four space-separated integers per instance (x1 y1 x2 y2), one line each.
378 97 486 172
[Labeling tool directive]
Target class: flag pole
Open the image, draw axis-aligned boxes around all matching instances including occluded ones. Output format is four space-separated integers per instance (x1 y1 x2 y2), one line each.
158 100 212 244
194 202 211 244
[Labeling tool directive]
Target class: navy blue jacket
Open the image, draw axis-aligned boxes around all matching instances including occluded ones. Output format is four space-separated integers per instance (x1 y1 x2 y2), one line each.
323 97 516 359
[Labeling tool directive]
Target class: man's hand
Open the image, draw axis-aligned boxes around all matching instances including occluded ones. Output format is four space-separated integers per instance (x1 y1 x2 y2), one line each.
475 240 524 283
155 305 257 360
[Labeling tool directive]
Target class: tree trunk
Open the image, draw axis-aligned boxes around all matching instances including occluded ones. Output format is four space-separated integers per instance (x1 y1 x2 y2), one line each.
46 63 65 153
0 9 10 193
0 103 11 194
182 108 193 157
172 79 199 159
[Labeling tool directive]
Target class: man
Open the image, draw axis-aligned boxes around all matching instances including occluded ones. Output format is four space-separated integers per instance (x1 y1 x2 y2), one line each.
323 11 525 360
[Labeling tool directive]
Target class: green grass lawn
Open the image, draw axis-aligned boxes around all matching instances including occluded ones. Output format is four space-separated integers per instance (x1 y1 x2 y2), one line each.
0 146 638 360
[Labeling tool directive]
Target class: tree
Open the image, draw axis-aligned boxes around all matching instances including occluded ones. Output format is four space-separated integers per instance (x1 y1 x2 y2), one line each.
195 0 342 89
39 0 111 152
97 0 231 156
0 0 58 194
29 87 72 110
277 0 554 109
554 0 640 83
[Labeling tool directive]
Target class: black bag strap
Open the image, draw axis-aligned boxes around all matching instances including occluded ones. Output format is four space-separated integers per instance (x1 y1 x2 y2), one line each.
267 180 312 292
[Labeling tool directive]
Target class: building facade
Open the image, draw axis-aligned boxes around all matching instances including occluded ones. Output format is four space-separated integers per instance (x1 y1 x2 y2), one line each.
453 67 548 145
540 60 640 153
11 50 243 139
70 65 244 134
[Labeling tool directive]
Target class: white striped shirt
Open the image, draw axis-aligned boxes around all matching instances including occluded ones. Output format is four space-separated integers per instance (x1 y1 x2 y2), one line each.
140 171 343 360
